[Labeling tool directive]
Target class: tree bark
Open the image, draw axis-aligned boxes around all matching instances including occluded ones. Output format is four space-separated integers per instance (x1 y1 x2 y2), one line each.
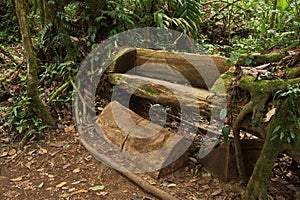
15 0 55 127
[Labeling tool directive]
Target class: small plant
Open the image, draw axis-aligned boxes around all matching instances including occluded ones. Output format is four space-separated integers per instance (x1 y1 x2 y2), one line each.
270 125 296 143
6 95 50 143
271 82 300 143
274 82 300 99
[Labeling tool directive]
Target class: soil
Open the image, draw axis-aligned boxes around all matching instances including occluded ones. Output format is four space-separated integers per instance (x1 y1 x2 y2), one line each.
1 113 300 200
1 44 300 200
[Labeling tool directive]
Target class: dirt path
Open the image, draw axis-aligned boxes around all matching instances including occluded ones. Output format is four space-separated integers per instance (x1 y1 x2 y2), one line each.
0 121 299 199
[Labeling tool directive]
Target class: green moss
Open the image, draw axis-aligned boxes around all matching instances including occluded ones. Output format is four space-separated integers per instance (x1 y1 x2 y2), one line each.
211 72 233 93
145 87 159 96
108 73 117 84
236 53 285 66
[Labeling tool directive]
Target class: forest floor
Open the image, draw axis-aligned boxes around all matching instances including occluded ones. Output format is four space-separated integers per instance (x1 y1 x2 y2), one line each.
1 113 300 200
1 44 300 199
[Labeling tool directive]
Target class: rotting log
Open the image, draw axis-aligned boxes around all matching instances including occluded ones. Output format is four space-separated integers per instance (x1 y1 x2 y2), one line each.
79 116 180 200
236 53 286 66
109 73 215 118
110 48 229 89
95 101 191 179
97 101 183 154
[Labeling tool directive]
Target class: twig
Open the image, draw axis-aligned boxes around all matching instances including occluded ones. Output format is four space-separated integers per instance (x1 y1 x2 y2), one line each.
49 77 73 102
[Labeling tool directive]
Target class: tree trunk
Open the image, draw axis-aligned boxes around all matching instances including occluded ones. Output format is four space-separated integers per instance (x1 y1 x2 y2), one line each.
243 97 297 199
15 0 55 127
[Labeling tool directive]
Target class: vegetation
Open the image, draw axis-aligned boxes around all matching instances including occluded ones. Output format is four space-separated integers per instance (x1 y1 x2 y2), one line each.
0 0 300 199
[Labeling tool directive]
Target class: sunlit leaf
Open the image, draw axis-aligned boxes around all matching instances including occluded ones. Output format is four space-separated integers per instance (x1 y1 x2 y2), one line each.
220 108 227 120
273 126 281 134
89 185 105 191
277 0 289 11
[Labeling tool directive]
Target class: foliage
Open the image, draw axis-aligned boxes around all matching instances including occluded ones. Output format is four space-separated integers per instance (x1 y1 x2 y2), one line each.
40 61 77 82
153 0 202 38
5 95 50 139
0 0 20 43
200 0 300 57
271 82 300 143
2 0 300 141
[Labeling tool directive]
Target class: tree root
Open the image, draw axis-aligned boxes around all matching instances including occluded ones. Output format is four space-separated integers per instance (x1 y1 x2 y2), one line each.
232 101 253 184
18 123 34 150
286 65 300 78
288 51 300 67
120 171 179 200
243 98 292 199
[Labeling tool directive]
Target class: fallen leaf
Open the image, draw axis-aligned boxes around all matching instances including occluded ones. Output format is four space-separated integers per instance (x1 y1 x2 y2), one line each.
71 180 81 185
64 126 75 132
68 188 76 192
148 181 156 185
38 182 44 188
97 191 108 196
189 178 199 183
56 181 67 188
28 150 36 155
27 156 33 161
8 149 16 156
263 108 276 122
10 176 23 182
188 157 198 163
63 164 71 170
39 148 48 154
211 189 222 196
0 138 10 143
47 174 54 178
0 151 8 157
90 185 105 191
71 189 89 195
25 162 31 169
167 183 176 188
202 184 210 190
72 168 80 173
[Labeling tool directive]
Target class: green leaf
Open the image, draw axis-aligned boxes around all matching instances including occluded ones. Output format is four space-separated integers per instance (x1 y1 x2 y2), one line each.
280 132 285 140
89 185 105 191
95 16 106 22
222 127 230 144
270 134 278 141
13 107 18 117
219 108 227 120
245 57 253 66
287 136 291 144
261 20 267 36
273 126 281 134
290 132 296 139
296 118 300 129
277 0 289 11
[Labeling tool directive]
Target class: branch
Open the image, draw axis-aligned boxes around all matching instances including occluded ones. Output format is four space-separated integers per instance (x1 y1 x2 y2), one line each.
49 78 73 102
